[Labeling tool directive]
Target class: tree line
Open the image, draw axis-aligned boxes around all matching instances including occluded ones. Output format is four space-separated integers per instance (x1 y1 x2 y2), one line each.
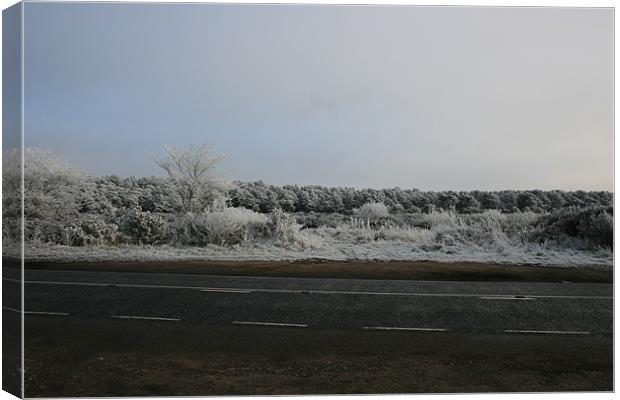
227 181 611 214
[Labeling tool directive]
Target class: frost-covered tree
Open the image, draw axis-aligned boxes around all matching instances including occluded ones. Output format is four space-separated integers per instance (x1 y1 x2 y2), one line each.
516 192 540 212
2 148 91 242
151 144 226 181
7 148 86 219
456 194 481 214
438 192 459 212
546 190 566 211
150 144 231 213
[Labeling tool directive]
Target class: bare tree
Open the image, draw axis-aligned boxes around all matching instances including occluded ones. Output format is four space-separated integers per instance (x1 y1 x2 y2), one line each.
151 144 226 183
150 144 230 213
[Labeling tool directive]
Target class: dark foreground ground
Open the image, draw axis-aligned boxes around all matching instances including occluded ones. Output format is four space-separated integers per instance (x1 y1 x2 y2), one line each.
2 312 21 397
25 315 612 397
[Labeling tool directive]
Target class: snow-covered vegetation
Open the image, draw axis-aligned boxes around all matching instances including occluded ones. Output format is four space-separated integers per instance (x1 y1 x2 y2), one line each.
2 146 613 268
354 202 390 220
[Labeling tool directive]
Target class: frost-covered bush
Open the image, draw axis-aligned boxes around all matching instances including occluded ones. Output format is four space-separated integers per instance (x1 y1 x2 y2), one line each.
381 226 435 243
501 211 541 236
294 212 349 229
73 214 121 246
20 147 86 190
32 214 122 246
323 224 382 242
118 210 172 245
2 218 20 243
577 211 613 247
349 217 390 230
403 211 462 230
354 202 390 220
25 219 63 244
173 207 268 246
326 216 428 243
60 225 91 247
321 210 545 255
3 147 88 224
270 209 298 240
536 207 613 248
269 209 323 249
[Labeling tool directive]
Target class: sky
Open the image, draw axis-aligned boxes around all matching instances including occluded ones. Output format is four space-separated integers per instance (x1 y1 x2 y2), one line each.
19 3 613 191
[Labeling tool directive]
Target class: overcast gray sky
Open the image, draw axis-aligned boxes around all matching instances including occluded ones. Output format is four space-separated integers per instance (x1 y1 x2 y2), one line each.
22 3 613 191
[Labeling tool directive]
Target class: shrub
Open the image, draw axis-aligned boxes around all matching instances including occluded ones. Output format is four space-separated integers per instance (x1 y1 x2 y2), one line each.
25 219 64 244
354 202 390 220
269 209 323 249
4 148 87 225
33 214 121 246
535 207 613 248
2 217 20 243
294 212 348 229
577 210 613 247
173 207 268 246
381 226 435 242
118 210 172 245
60 225 90 247
22 214 121 246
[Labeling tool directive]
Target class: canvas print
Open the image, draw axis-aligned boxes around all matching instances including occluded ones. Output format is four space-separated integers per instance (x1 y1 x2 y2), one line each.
2 2 614 397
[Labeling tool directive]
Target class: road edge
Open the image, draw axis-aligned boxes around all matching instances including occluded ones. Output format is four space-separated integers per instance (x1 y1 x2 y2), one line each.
8 257 613 283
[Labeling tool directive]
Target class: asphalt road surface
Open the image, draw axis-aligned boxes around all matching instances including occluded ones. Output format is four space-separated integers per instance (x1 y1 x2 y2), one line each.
3 266 614 395
4 268 613 336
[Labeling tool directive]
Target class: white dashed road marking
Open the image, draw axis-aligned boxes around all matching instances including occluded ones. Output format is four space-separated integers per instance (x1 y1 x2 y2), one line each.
232 321 308 328
201 288 253 293
480 296 535 301
111 315 180 322
3 307 68 316
363 326 448 332
504 329 590 335
25 311 69 316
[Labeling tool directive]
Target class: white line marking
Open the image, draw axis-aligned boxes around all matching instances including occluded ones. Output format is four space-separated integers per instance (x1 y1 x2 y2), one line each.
504 329 590 335
10 279 613 300
8 278 111 287
232 321 307 328
111 315 180 322
3 307 68 316
24 311 69 316
201 288 253 293
480 296 535 301
363 326 447 332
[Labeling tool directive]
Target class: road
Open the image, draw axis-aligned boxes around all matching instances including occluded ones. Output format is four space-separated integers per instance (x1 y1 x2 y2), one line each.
4 267 613 335
3 266 614 395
